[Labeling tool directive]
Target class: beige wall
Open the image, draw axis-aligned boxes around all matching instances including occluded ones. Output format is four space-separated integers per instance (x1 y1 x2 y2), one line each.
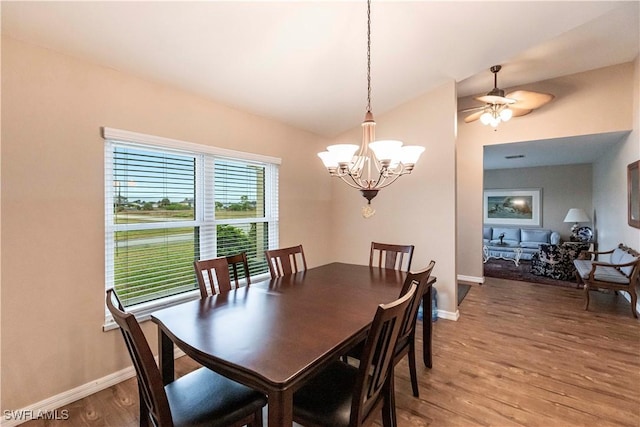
2 34 638 414
484 164 593 242
456 62 636 280
328 81 459 318
592 56 640 253
0 37 332 410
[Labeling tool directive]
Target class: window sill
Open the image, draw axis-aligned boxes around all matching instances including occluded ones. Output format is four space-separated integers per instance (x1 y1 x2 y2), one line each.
103 290 200 331
103 272 271 331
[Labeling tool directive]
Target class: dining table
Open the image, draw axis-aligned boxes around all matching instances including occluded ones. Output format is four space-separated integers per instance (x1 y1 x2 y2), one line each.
151 262 435 427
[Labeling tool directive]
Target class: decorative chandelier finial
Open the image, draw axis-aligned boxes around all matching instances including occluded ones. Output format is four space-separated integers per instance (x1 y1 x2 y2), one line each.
317 0 425 218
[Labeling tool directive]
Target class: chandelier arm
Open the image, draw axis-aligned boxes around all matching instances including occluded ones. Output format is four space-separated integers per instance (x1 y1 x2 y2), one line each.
369 167 388 189
341 173 368 190
335 175 365 190
373 173 403 189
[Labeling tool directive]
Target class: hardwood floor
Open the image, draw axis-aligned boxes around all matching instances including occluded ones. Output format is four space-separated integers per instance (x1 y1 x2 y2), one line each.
22 277 639 426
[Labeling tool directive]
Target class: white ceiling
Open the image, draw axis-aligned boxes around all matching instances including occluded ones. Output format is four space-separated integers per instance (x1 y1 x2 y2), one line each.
483 131 630 170
2 1 639 168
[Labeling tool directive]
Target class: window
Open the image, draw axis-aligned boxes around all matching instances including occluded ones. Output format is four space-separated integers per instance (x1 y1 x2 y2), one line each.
104 128 279 318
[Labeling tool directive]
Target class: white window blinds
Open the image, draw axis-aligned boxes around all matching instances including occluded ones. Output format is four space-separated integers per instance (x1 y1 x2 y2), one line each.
104 128 279 310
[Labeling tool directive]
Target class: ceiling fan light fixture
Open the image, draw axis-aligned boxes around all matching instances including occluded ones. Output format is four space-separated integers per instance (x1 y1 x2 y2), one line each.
499 107 513 121
480 111 493 125
465 64 554 128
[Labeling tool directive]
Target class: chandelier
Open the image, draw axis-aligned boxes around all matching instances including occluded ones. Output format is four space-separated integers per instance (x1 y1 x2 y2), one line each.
317 0 425 218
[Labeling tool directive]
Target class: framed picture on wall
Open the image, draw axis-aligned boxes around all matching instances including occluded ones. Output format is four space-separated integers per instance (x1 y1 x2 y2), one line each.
483 188 542 227
629 160 640 229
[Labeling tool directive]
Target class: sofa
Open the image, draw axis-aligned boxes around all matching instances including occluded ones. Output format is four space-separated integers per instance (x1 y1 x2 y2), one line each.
483 226 561 264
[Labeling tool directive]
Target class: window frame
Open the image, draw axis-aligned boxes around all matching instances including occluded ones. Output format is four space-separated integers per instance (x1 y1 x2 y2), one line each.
102 127 280 330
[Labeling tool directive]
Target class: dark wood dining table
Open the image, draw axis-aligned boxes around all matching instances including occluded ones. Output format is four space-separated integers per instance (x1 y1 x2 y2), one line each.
151 262 435 427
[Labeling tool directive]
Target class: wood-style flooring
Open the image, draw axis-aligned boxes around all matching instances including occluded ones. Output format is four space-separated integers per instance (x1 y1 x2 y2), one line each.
21 277 640 426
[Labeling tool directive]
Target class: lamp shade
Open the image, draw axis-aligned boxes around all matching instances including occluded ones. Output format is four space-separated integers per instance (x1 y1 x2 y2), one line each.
326 144 359 163
563 208 590 223
369 140 403 162
317 151 338 168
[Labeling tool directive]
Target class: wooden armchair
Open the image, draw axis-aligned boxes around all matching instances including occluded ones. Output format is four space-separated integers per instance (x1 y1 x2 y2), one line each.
574 244 640 318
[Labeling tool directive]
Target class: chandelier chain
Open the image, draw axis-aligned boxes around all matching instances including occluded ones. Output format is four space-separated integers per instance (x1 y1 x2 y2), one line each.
366 0 371 113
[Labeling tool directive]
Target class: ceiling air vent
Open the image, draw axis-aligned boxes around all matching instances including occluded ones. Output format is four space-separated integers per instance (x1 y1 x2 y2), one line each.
505 154 525 159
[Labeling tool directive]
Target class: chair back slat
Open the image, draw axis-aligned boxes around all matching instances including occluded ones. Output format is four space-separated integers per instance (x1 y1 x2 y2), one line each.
226 252 251 286
193 257 232 298
351 284 416 426
369 242 415 272
265 245 307 279
106 289 172 426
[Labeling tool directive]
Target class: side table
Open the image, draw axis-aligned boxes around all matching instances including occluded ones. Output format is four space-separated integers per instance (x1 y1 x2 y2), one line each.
564 241 596 260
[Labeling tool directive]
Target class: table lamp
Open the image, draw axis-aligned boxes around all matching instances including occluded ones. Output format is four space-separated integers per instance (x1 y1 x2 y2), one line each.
563 208 591 241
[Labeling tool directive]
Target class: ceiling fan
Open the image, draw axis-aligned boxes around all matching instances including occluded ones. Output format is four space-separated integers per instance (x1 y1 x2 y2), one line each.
463 65 554 127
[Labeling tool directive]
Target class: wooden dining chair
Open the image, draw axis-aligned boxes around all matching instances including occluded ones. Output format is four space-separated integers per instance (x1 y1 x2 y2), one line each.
226 252 251 286
265 244 307 279
193 257 233 298
292 284 417 427
344 261 435 401
393 261 435 399
105 289 266 427
370 242 415 271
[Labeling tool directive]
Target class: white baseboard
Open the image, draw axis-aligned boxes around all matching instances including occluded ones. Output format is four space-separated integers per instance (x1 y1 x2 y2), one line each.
1 367 136 427
437 309 460 321
1 349 186 427
619 290 640 315
457 274 484 284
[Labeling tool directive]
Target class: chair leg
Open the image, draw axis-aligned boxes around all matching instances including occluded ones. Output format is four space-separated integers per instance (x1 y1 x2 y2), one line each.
629 286 638 319
583 284 590 311
382 370 397 427
408 344 419 397
249 407 263 427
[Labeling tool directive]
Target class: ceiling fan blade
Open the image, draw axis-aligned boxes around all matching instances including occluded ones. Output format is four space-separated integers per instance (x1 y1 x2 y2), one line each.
510 107 533 117
459 105 485 114
464 110 483 123
506 90 555 110
474 94 516 105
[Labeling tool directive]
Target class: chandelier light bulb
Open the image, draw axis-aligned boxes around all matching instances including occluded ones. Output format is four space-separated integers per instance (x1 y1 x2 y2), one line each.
490 117 500 127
